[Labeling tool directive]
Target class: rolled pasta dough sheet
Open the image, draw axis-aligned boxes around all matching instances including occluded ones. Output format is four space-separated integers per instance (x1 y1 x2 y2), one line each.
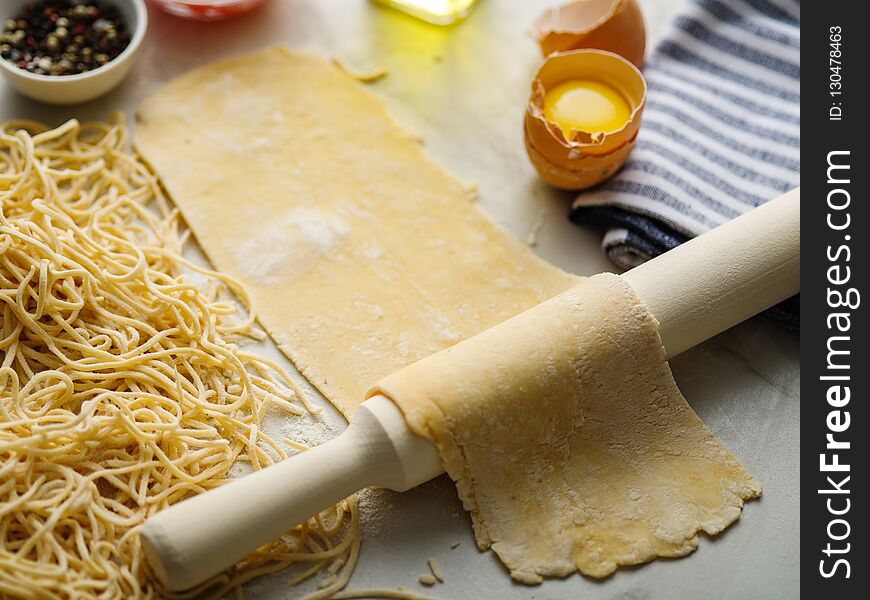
134 48 576 416
371 274 761 583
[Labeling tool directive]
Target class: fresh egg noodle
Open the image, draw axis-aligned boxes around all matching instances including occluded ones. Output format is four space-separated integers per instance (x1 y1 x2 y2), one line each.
0 116 360 599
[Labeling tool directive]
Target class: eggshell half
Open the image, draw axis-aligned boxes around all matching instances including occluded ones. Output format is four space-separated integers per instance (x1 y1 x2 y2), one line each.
524 49 646 190
532 0 646 68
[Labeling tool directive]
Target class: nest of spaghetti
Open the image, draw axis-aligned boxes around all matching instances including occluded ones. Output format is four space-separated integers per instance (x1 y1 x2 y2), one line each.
0 116 359 599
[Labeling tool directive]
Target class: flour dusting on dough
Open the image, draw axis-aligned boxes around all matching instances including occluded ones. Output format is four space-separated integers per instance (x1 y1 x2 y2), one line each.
287 208 351 251
237 208 350 285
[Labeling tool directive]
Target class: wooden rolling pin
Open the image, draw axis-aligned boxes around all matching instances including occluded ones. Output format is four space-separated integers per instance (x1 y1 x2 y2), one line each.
141 188 800 591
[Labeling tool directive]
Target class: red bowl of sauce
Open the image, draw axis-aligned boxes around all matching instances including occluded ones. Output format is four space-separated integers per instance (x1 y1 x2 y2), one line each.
149 0 268 21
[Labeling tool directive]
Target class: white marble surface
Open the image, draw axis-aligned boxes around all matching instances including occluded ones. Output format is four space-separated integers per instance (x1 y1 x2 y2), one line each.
0 1 799 598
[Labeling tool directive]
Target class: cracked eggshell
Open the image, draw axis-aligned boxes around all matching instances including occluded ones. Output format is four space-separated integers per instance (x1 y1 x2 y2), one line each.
532 0 646 68
524 49 646 191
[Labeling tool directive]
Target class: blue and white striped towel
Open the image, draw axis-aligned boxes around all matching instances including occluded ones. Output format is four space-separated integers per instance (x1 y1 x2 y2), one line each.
569 0 800 327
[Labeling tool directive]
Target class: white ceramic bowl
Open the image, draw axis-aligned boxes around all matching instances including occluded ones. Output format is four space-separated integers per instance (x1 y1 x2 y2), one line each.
0 0 147 105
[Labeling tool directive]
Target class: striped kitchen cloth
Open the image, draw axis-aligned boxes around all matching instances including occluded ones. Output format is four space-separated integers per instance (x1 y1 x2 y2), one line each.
569 0 800 327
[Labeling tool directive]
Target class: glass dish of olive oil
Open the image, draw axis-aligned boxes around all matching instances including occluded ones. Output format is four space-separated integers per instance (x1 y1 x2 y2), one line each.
373 0 480 25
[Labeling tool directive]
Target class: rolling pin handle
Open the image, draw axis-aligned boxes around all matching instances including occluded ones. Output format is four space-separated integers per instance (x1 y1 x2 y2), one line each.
357 394 443 491
140 394 442 591
623 187 800 357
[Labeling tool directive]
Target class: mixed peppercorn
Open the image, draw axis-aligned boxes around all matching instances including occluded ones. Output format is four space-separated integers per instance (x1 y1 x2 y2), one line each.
1 1 131 76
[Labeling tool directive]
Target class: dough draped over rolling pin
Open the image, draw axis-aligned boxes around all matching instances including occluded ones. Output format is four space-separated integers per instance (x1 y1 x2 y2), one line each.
371 274 761 583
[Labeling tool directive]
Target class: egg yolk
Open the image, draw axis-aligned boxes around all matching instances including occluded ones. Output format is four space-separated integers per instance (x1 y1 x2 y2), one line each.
543 80 632 137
